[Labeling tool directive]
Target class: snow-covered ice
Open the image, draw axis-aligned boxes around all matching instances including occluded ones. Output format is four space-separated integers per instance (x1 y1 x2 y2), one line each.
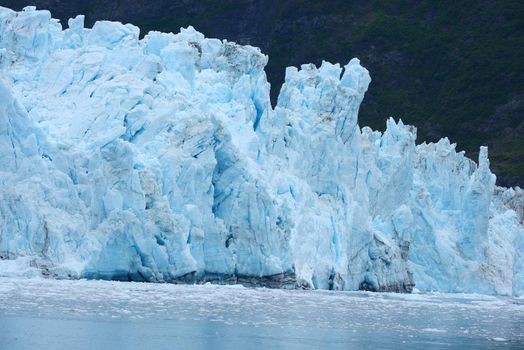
0 6 523 296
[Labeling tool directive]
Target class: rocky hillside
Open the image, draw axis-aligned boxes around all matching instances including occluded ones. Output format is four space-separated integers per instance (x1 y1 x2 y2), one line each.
3 0 523 186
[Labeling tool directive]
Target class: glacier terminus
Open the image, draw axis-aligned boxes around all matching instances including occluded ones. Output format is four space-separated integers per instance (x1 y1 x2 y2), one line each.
0 6 523 296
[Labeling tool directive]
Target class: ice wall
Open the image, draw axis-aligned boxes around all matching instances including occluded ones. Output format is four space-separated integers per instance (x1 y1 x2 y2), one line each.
0 6 522 295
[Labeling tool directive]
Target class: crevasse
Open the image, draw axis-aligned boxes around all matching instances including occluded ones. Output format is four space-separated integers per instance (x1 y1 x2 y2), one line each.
0 6 522 295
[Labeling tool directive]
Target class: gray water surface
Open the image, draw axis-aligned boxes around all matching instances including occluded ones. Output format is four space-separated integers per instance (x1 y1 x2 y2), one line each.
0 278 522 349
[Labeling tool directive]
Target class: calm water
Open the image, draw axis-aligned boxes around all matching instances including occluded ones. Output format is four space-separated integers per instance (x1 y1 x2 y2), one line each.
0 278 522 349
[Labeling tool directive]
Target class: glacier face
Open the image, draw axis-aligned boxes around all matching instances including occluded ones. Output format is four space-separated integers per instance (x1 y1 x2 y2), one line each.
0 6 522 295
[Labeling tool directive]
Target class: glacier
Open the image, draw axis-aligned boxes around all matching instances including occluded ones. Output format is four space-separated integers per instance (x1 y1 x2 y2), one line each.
0 6 522 295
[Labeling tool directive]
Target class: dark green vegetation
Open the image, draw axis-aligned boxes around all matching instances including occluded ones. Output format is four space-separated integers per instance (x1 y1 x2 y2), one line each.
3 0 524 186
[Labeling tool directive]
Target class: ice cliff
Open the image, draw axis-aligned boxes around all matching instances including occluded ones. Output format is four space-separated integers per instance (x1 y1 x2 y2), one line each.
0 6 522 295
